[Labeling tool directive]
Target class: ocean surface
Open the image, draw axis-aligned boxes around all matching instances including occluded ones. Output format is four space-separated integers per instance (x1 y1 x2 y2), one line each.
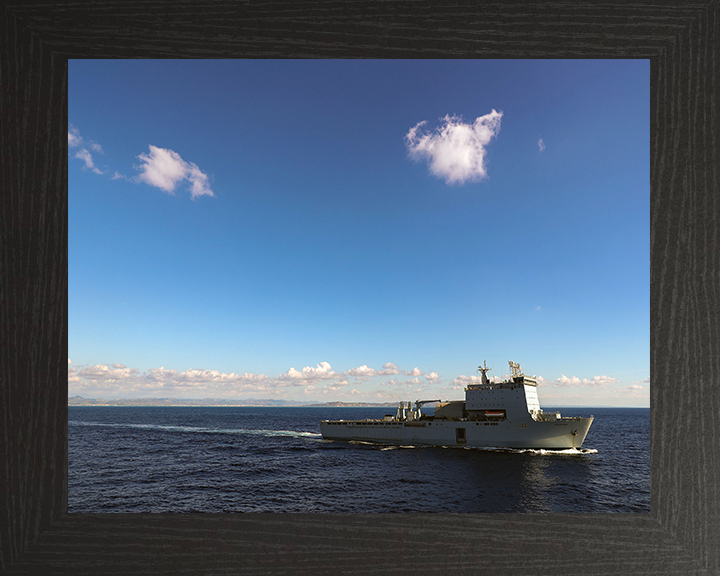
68 406 649 513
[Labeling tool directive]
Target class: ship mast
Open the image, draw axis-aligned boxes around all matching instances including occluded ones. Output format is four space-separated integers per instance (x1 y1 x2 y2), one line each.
477 360 492 385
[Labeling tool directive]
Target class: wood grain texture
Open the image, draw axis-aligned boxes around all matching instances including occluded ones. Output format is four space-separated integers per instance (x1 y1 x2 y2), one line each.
1 1 717 574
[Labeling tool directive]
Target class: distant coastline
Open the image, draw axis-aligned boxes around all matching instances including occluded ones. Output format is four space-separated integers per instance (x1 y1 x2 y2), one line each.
67 396 398 408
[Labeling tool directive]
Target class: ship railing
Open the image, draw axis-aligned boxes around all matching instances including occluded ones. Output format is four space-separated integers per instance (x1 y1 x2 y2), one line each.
466 382 521 391
533 411 562 422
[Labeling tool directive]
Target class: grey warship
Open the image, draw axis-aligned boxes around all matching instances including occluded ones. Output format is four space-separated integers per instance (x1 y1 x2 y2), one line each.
320 361 594 449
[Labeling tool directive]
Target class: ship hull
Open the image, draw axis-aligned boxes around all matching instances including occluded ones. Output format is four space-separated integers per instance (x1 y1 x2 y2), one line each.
320 416 594 449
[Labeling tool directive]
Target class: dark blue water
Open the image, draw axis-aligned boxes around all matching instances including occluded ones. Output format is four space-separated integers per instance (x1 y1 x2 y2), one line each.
68 406 649 513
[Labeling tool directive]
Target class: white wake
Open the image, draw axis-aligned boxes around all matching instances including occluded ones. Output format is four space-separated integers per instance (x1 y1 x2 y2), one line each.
69 420 322 439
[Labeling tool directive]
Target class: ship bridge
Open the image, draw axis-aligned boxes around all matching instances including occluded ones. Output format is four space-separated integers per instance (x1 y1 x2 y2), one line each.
463 361 542 420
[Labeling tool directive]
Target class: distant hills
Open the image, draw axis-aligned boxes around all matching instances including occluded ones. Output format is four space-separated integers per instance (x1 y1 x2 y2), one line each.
67 396 399 408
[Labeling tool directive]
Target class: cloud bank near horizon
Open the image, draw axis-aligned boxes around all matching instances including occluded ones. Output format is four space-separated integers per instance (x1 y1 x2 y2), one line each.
539 374 620 388
68 358 646 404
405 110 503 185
68 360 440 401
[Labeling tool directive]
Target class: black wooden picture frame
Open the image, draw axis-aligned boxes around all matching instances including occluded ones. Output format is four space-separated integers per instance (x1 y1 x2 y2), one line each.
1 2 718 574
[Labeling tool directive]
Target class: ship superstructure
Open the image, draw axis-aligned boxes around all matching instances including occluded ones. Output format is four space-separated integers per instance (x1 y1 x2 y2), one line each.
320 361 594 449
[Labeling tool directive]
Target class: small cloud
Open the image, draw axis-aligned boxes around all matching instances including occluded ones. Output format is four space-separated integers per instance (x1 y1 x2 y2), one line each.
380 378 400 388
379 377 427 390
278 361 337 385
538 138 545 152
75 148 104 174
552 374 620 388
327 380 349 390
425 371 440 383
68 126 214 198
448 374 482 389
135 145 214 199
68 126 82 148
621 384 649 399
69 125 104 174
405 110 503 185
378 363 400 375
346 364 377 381
68 359 72 364
535 305 542 311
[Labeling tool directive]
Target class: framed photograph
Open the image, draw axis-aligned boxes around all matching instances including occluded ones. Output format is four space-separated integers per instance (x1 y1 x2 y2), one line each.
2 2 717 574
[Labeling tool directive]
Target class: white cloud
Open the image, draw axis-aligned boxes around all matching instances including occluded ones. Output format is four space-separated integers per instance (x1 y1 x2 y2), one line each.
79 364 140 382
67 359 79 383
135 145 214 199
379 378 400 388
405 110 503 185
448 374 483 389
381 379 425 391
378 363 400 375
68 126 82 148
620 384 649 402
327 380 349 390
379 377 427 391
278 361 338 385
186 164 214 198
74 148 104 174
69 125 104 174
538 138 546 152
551 374 620 388
68 126 213 199
346 365 377 380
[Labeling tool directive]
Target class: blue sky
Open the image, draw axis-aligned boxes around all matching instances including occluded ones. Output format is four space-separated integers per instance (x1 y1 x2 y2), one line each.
69 59 649 406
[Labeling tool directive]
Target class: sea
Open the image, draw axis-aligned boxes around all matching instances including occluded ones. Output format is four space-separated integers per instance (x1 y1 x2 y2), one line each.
68 406 650 513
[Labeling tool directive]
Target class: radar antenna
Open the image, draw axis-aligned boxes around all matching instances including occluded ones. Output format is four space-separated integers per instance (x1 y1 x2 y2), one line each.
508 361 523 378
477 360 492 385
